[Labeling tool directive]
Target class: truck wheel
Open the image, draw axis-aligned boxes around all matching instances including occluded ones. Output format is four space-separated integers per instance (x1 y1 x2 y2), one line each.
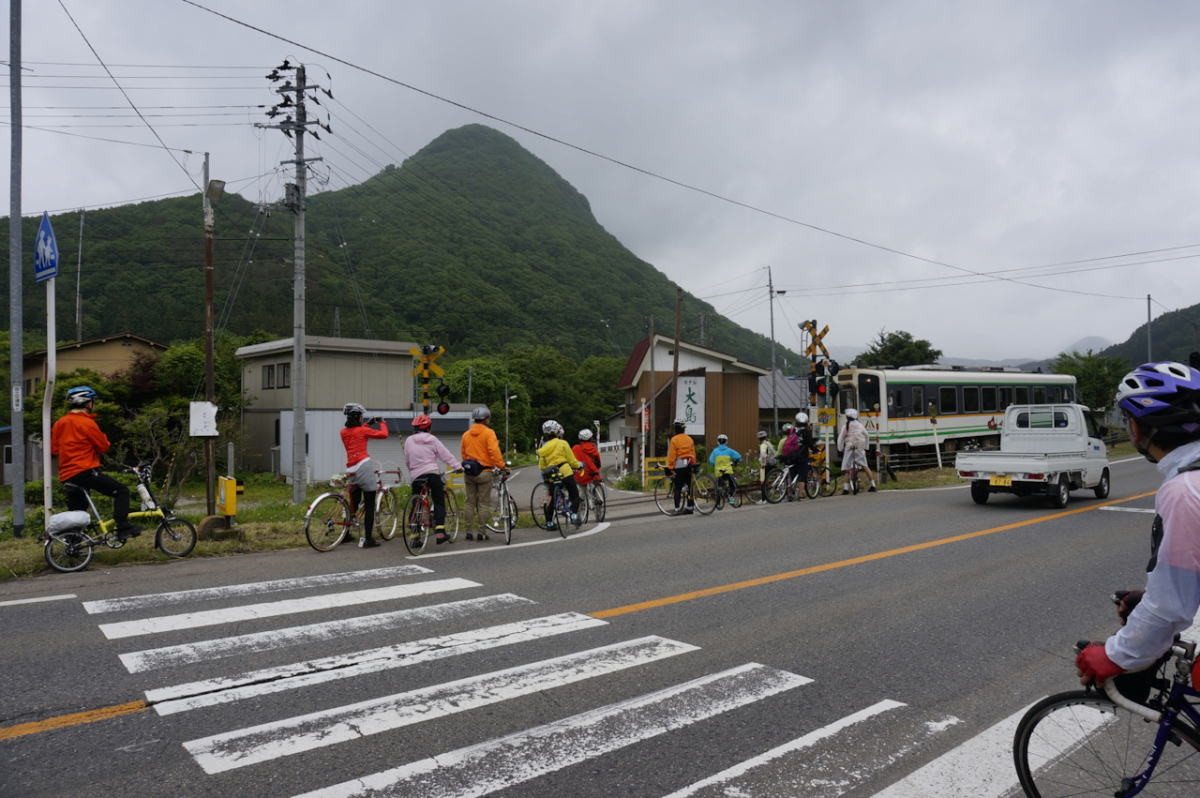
1051 475 1070 509
1093 468 1111 499
970 481 989 505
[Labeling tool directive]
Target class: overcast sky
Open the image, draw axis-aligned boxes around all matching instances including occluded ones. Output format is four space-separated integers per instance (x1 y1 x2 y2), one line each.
5 1 1199 361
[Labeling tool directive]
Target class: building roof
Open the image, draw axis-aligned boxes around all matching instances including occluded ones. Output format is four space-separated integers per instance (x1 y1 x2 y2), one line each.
616 334 768 389
24 332 167 361
235 336 420 359
758 369 810 410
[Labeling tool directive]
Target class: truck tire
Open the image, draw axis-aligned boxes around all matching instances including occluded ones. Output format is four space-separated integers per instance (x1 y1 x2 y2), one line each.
1093 468 1110 499
970 480 989 505
1051 475 1070 509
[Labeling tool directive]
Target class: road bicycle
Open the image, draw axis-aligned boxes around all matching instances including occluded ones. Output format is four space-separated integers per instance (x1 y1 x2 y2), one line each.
42 463 198 573
403 474 462 555
531 469 587 537
304 468 403 552
714 468 741 510
581 475 607 522
808 444 836 498
484 468 519 545
1013 637 1200 796
763 462 817 503
652 464 717 516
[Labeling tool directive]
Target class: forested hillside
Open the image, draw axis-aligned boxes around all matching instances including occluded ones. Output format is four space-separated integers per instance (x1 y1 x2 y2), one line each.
1102 304 1200 366
2 124 793 368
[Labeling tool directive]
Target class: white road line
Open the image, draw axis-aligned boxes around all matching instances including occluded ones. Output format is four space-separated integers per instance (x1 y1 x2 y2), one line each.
83 565 432 614
119 593 534 673
147 612 608 715
1100 506 1156 514
664 699 906 798
294 663 810 798
411 522 608 558
98 578 480 640
0 593 77 607
184 635 699 775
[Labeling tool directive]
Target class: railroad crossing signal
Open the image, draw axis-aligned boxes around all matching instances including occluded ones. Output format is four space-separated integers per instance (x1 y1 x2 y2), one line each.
410 345 446 412
801 319 830 359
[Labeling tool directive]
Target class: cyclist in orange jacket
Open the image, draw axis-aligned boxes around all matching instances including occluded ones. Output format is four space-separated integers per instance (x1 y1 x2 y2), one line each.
666 419 698 514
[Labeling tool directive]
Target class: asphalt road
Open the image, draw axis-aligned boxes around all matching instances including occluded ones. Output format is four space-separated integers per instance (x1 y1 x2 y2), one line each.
0 456 1162 797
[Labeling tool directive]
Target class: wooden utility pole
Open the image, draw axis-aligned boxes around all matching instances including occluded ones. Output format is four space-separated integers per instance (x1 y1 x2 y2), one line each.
671 287 682 424
648 317 656 457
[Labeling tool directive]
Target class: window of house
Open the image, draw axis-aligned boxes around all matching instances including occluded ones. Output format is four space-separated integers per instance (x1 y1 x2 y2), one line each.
939 386 958 414
262 364 275 390
981 387 997 412
277 362 290 388
963 387 980 413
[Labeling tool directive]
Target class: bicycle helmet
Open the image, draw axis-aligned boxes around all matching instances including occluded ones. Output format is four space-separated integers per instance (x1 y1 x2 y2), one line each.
781 423 793 433
343 402 367 417
411 413 432 430
66 385 97 407
845 408 859 419
716 433 728 444
795 412 809 424
1116 361 1200 428
673 418 686 432
471 406 492 422
578 428 594 441
756 430 768 439
542 419 560 436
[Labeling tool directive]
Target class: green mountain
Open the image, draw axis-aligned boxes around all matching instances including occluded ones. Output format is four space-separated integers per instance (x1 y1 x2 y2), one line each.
1102 304 1200 367
3 124 795 368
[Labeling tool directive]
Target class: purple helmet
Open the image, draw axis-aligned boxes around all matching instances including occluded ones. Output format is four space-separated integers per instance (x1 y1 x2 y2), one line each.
1116 361 1200 429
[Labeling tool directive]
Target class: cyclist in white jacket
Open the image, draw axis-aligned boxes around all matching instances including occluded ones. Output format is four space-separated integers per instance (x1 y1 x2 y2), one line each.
836 408 877 493
1077 359 1200 685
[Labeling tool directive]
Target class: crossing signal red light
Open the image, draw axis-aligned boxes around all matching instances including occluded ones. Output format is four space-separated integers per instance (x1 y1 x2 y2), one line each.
436 401 450 415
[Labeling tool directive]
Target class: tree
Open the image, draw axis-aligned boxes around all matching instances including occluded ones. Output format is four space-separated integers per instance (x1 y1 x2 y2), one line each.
1051 350 1130 410
857 329 942 368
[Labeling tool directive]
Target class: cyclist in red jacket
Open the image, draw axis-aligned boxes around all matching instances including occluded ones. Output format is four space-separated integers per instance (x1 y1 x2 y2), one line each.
340 402 388 549
572 429 602 486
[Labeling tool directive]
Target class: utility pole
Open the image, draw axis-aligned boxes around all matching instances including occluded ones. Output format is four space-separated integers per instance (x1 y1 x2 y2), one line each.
263 62 325 504
74 209 83 341
202 153 217 516
648 317 656 458
1147 294 1152 362
671 287 682 425
9 0 24 536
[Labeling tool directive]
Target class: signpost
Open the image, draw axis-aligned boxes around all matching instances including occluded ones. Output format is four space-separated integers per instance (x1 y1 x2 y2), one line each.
35 212 59 516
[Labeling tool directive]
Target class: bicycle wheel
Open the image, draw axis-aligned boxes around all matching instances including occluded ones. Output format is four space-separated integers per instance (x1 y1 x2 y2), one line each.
692 473 719 515
530 482 555 530
819 468 836 497
804 468 821 500
487 493 518 544
850 468 861 495
653 477 677 515
403 495 430 555
44 530 93 572
375 489 399 541
1013 688 1200 797
305 494 350 552
156 516 197 558
552 486 574 538
590 482 607 522
763 468 787 504
443 490 461 542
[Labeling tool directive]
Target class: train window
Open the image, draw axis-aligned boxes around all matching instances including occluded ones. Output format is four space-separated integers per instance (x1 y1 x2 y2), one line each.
891 389 907 417
860 374 881 413
1034 386 1047 403
911 386 925 415
981 387 997 412
939 386 958 414
1065 385 1076 402
999 387 1012 408
1015 387 1029 404
963 387 980 413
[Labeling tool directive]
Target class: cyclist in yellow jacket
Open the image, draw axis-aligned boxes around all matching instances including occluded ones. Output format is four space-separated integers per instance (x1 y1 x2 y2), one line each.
536 420 584 529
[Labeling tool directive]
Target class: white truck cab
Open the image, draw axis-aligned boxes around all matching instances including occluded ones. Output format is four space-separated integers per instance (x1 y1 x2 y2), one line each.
955 403 1110 508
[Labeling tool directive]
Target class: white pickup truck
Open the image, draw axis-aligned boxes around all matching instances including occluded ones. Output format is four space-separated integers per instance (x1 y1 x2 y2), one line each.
955 403 1110 508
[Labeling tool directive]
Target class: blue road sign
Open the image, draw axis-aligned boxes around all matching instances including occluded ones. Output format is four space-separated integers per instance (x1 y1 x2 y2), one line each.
33 212 59 283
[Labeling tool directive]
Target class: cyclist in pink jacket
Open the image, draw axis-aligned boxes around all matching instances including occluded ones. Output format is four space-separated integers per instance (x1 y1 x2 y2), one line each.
403 414 461 545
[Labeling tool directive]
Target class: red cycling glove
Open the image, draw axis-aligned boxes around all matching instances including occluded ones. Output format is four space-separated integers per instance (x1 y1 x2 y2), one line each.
1076 643 1123 686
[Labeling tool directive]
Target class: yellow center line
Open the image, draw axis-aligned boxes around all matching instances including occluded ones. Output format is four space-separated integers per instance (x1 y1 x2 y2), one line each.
590 490 1158 619
0 700 148 741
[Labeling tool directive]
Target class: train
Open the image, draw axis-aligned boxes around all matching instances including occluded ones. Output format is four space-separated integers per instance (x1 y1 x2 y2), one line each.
830 366 1078 454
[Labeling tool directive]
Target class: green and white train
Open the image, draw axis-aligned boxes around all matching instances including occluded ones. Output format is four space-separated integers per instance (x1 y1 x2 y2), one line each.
833 366 1077 453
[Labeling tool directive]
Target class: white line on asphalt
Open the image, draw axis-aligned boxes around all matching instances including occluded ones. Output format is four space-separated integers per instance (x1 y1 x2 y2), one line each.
1100 506 1156 513
98 578 480 640
293 663 811 798
0 593 77 607
184 635 700 775
83 565 432 614
663 699 906 797
118 593 535 673
410 522 608 558
147 612 608 715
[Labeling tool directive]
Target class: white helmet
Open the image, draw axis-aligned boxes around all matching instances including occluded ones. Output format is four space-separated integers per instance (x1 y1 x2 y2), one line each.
716 433 728 444
542 420 561 436
578 429 593 441
343 402 367 417
795 412 809 424
845 408 859 419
